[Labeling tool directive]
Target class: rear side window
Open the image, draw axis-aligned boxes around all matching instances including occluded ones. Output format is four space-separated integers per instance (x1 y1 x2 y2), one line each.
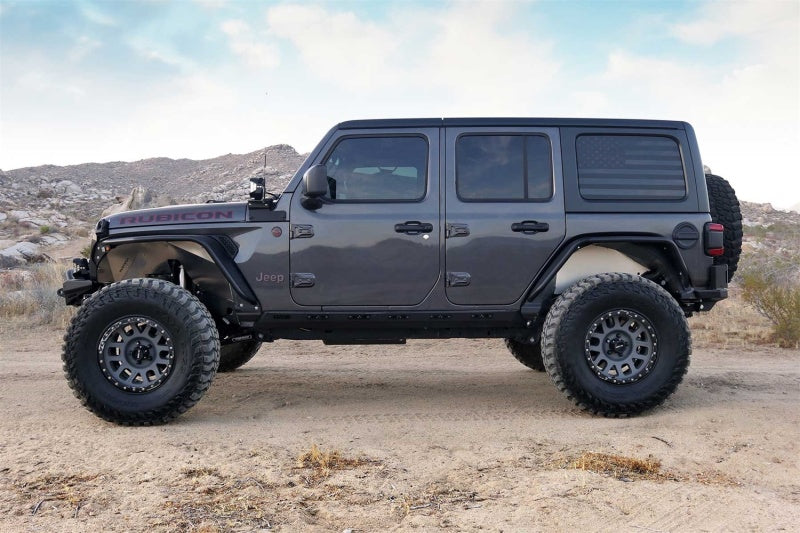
323 136 428 201
576 135 686 200
456 135 553 201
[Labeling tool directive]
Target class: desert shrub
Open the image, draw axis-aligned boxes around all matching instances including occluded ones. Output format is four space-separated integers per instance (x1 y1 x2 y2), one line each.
740 271 800 348
0 261 74 327
39 224 51 234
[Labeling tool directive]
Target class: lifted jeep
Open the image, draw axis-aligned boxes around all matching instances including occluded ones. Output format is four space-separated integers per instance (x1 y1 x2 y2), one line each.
60 118 742 424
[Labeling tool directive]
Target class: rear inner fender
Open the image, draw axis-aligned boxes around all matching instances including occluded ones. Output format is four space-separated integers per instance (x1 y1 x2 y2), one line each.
554 243 686 295
96 241 237 321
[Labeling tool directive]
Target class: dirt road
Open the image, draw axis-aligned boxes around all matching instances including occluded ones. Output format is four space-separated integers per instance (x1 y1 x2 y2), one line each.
1 328 799 531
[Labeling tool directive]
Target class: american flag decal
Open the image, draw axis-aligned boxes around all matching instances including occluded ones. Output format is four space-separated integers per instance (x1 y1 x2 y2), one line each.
576 135 686 200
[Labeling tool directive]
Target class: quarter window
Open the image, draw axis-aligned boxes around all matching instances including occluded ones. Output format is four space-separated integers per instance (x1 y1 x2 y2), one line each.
323 136 428 201
576 135 686 200
456 135 553 201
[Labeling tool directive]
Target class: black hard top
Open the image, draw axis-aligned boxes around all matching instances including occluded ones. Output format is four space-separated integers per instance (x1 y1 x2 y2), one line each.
338 117 687 130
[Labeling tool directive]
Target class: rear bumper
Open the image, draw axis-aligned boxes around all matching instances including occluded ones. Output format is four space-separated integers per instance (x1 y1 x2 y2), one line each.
681 264 728 312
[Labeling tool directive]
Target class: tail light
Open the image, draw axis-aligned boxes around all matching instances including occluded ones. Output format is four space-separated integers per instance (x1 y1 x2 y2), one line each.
704 222 724 256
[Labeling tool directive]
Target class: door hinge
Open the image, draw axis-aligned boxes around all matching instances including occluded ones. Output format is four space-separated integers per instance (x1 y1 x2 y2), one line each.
290 224 314 239
446 272 471 287
291 273 316 288
445 223 470 238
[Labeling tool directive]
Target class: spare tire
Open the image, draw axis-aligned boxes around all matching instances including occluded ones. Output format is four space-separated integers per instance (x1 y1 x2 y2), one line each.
705 174 743 281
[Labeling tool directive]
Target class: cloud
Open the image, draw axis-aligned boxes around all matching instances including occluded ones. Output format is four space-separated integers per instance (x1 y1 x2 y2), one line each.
266 5 396 90
68 35 101 62
671 1 798 47
80 5 116 27
265 1 559 110
221 19 280 69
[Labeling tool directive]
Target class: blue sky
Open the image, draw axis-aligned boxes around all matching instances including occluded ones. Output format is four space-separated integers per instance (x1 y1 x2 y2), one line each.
0 0 798 208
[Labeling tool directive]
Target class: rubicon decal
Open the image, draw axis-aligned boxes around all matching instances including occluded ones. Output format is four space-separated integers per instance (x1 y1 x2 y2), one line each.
118 210 234 225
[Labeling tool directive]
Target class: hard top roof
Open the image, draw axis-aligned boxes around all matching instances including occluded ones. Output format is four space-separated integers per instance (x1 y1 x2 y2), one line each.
338 117 687 130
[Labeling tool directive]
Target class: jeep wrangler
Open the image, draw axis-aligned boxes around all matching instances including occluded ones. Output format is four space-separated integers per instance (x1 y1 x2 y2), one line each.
59 118 742 425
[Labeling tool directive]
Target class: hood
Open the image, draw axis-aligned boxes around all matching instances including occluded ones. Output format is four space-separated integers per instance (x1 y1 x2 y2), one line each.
106 202 247 229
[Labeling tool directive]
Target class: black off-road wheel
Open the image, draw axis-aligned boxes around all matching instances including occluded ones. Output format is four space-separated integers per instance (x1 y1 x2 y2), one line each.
706 174 743 281
62 278 220 425
504 338 545 371
218 340 262 372
541 273 691 417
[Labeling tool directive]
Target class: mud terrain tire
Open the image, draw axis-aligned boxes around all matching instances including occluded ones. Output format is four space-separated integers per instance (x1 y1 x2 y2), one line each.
62 278 220 425
541 273 690 417
504 338 545 371
218 340 262 372
706 174 743 281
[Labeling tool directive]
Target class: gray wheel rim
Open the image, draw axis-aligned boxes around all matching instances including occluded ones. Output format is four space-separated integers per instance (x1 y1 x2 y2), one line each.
584 309 657 384
97 316 175 393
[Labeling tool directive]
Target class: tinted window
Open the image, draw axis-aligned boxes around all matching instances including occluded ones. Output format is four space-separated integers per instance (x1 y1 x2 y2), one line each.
576 135 686 200
324 136 428 201
457 135 553 201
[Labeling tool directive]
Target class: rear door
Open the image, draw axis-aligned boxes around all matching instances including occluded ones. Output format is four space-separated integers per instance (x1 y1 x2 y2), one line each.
289 128 440 306
444 127 565 305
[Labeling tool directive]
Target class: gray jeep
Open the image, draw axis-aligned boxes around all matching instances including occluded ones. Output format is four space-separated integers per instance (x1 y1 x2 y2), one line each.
59 118 742 424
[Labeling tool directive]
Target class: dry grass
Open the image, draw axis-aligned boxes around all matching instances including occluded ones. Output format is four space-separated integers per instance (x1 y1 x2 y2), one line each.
570 452 662 481
165 472 278 532
396 483 484 517
689 289 774 348
566 452 740 487
0 260 75 328
740 272 800 348
295 444 376 486
12 472 104 517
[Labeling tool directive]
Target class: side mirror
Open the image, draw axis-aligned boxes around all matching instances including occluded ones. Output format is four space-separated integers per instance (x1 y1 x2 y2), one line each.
301 164 327 210
303 164 328 197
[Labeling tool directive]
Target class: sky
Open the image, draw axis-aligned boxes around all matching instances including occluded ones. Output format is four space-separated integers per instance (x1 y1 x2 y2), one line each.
0 0 798 209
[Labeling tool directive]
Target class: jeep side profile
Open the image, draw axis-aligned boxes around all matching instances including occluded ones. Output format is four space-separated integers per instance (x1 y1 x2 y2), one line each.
59 118 742 424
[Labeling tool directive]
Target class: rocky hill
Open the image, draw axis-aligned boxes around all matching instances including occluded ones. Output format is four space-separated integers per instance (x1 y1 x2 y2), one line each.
0 145 306 267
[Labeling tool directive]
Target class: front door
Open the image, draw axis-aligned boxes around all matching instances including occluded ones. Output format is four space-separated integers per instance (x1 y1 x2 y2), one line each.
444 127 566 305
289 129 440 306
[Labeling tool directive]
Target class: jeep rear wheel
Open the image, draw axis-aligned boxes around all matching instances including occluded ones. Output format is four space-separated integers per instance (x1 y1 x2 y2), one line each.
218 340 262 372
541 273 690 416
706 173 743 281
62 279 220 425
504 338 545 371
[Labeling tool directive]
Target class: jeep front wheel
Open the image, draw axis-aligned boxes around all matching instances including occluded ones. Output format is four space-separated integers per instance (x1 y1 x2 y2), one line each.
541 273 690 416
62 278 220 425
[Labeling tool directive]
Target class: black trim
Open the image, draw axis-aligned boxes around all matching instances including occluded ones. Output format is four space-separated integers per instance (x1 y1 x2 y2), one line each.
338 118 687 130
247 208 287 222
100 234 258 305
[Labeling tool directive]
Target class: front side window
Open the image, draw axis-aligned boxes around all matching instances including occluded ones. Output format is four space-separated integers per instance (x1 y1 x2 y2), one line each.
456 134 553 201
323 136 428 201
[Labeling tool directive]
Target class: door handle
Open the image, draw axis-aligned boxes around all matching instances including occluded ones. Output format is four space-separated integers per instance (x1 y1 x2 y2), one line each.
511 221 549 234
395 221 433 235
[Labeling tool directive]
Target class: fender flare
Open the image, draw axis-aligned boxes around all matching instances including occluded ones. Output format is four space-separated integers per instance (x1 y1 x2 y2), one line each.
525 235 692 304
98 234 258 305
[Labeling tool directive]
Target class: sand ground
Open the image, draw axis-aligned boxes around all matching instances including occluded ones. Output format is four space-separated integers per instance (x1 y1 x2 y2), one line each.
1 328 798 532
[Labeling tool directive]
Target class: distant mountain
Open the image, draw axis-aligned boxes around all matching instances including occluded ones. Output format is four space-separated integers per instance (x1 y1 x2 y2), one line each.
0 145 306 266
2 144 305 203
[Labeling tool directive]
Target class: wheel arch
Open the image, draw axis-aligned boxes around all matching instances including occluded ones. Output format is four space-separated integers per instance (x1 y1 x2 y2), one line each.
94 235 258 320
526 235 692 304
